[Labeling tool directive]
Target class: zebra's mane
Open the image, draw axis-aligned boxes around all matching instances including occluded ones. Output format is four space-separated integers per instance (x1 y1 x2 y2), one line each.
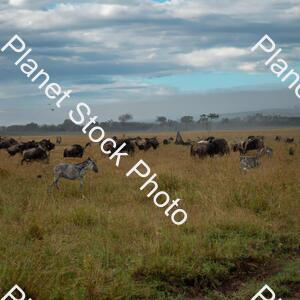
75 159 91 169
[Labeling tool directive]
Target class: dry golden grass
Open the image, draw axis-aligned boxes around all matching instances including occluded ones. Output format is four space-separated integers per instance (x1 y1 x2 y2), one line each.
0 129 299 299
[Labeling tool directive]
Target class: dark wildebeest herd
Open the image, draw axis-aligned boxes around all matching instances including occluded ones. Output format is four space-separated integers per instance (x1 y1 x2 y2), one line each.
0 133 296 164
0 132 297 190
0 137 55 164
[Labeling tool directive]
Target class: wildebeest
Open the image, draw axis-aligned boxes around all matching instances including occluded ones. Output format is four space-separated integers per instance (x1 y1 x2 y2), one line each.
21 144 49 165
190 141 210 158
102 140 115 153
285 137 294 143
275 136 281 141
191 138 230 158
163 137 174 145
48 157 98 192
39 139 55 151
135 138 150 150
0 138 17 149
239 136 265 154
6 142 35 156
147 137 160 149
136 137 159 151
115 139 135 155
209 138 230 156
102 138 135 155
289 147 295 156
63 142 91 158
7 140 53 157
7 144 21 156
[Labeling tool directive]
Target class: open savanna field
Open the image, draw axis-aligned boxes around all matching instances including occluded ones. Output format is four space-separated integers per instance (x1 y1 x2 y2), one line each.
0 129 299 299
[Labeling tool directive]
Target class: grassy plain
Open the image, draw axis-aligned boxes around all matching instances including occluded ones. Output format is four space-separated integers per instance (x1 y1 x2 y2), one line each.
0 129 299 299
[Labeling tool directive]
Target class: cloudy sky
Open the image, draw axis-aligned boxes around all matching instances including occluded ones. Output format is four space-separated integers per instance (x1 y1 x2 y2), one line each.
0 0 300 125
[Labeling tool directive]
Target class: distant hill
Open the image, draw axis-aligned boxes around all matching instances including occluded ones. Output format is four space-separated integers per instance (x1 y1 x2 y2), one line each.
219 107 300 119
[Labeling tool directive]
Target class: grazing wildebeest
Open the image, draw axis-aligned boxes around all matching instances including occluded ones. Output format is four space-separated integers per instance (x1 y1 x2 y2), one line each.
21 144 49 165
102 140 115 153
48 158 98 192
0 138 17 149
275 136 281 141
135 137 159 151
148 137 160 149
286 137 294 143
190 141 209 158
191 138 230 158
102 138 135 155
63 142 91 158
163 137 174 145
115 139 135 155
136 139 150 151
288 147 295 156
240 155 261 171
240 136 264 154
208 138 230 156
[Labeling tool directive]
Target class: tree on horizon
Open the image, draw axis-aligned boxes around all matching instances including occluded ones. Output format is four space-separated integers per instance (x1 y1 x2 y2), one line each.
156 116 167 125
118 113 133 123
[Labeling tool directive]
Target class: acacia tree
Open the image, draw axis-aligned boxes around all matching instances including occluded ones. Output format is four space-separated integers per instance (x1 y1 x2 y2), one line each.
199 113 219 130
199 114 209 130
180 116 194 130
208 113 219 121
207 113 219 130
118 113 133 123
156 116 167 125
180 116 194 124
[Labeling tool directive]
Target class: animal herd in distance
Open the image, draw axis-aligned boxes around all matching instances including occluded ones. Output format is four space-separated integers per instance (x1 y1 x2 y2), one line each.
0 132 296 190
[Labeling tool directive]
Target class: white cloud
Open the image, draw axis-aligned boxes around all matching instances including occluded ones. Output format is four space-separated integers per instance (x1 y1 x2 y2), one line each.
0 3 130 31
9 0 25 6
238 62 258 72
177 47 248 68
154 0 298 21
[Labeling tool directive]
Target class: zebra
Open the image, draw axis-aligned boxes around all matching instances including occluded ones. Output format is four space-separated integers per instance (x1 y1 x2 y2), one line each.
240 155 261 171
48 158 98 193
265 147 273 157
259 146 273 158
